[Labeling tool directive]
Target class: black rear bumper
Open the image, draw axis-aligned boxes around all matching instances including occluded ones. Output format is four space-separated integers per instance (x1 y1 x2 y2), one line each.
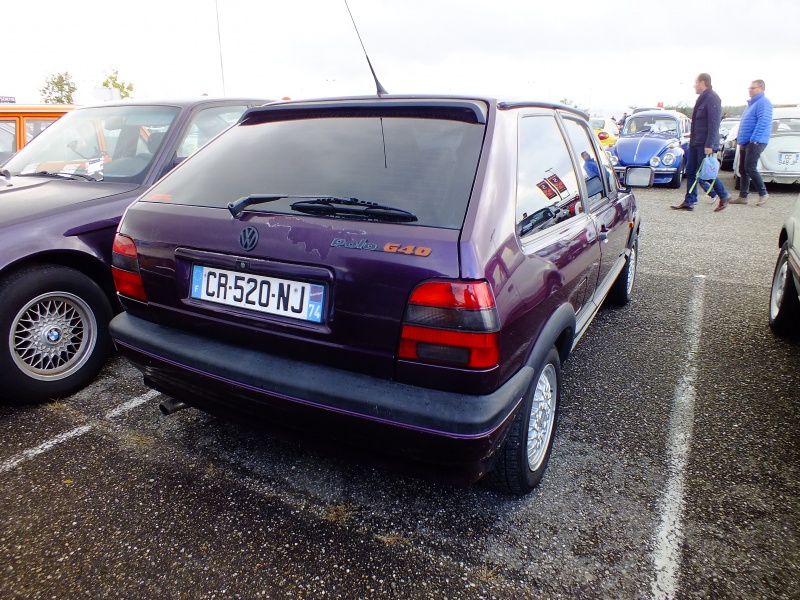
109 312 532 483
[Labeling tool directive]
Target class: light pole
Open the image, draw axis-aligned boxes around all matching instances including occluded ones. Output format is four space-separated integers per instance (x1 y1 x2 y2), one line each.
215 0 226 95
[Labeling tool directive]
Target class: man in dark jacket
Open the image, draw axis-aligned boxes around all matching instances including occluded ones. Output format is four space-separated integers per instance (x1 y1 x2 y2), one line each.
733 79 773 205
672 73 731 211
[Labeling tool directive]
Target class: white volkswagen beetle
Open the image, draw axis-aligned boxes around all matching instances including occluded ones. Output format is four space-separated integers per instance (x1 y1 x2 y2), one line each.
735 106 800 189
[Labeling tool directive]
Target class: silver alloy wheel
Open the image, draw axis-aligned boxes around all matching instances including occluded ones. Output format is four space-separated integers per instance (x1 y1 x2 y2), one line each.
9 292 98 381
527 363 557 471
626 245 637 296
770 257 788 320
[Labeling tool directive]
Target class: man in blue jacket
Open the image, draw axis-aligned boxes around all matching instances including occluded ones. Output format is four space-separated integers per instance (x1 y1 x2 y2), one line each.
733 79 773 205
672 73 731 211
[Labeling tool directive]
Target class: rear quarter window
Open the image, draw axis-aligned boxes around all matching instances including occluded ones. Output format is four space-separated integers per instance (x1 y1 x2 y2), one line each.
516 114 583 238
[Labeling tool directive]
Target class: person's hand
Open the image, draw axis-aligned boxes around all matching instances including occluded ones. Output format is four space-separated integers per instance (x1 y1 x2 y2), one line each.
705 147 713 155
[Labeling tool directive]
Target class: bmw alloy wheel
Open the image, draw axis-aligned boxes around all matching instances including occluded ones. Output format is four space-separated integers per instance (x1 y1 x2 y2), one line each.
10 292 98 381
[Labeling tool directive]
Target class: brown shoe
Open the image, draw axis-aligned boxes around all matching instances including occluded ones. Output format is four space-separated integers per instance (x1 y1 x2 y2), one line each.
671 202 695 211
756 194 770 206
729 196 748 205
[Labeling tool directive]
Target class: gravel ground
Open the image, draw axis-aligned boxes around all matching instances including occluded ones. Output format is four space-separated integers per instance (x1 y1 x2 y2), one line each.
1 172 798 599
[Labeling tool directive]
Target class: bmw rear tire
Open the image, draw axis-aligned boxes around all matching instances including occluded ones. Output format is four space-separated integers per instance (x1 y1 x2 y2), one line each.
0 266 113 403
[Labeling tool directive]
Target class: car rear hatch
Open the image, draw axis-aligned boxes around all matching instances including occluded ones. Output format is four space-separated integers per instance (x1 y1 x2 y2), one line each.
118 99 489 381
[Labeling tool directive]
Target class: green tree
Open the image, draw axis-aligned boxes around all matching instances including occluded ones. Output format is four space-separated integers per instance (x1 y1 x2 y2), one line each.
559 98 587 112
664 102 692 117
101 69 134 100
40 72 77 104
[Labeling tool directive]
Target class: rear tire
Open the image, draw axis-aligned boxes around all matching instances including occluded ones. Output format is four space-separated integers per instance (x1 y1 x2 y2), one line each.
608 238 638 306
0 266 113 403
769 242 800 337
485 348 561 495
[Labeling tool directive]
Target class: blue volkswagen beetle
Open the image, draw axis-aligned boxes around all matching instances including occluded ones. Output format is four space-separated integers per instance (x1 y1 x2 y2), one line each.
609 110 692 188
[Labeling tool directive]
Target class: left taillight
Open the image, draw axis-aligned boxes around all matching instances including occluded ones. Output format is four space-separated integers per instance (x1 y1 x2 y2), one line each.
398 280 500 369
598 131 609 140
111 233 147 302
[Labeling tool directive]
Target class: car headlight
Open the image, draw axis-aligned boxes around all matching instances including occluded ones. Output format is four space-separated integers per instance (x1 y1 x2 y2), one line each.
650 156 661 167
662 153 676 167
610 154 619 166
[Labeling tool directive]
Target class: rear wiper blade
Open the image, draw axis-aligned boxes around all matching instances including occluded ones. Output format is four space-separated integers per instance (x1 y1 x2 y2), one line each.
290 197 418 223
227 194 291 218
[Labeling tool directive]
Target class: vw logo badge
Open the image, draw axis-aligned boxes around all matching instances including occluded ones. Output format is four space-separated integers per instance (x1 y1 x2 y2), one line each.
239 226 259 252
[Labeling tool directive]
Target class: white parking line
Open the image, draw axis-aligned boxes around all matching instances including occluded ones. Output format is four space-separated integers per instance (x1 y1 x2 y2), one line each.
0 390 160 475
650 274 706 600
105 389 160 419
0 425 93 474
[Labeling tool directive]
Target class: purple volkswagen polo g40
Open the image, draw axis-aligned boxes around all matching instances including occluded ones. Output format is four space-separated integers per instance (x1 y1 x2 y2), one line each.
109 96 641 495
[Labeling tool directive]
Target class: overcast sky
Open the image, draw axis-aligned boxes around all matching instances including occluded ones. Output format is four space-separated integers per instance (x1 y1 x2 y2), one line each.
4 0 798 116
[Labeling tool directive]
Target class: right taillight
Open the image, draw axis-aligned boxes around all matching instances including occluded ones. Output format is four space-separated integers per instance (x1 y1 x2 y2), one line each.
111 233 147 302
398 280 500 369
598 131 609 140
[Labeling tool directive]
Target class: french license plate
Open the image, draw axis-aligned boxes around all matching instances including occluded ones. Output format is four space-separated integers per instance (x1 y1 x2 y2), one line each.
778 152 799 166
190 265 324 323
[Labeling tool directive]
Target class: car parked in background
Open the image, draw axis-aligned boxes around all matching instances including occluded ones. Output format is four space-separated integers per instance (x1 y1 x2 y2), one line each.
718 121 739 170
589 116 619 147
734 106 800 189
0 97 268 403
109 96 641 495
608 110 691 188
769 193 800 337
0 104 73 165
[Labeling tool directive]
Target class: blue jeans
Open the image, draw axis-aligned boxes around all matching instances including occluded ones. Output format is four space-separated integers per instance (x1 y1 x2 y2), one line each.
738 142 768 197
684 145 729 205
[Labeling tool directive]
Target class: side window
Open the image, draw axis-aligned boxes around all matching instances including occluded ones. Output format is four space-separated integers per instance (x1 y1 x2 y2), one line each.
516 115 582 238
177 105 248 160
24 118 57 144
0 119 17 157
563 118 607 208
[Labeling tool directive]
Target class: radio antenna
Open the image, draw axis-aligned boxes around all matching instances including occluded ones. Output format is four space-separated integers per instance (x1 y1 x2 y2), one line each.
343 0 388 96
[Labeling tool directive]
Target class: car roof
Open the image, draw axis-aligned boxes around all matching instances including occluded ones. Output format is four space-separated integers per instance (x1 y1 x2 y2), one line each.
773 106 800 119
71 98 272 110
629 110 684 118
0 104 74 113
255 94 590 121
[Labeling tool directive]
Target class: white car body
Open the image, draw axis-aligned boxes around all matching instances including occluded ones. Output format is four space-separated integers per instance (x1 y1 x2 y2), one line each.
734 106 800 185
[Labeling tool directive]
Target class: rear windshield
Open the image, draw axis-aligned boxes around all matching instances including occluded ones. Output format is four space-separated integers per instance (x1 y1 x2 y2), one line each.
589 118 605 129
773 118 800 136
144 114 486 229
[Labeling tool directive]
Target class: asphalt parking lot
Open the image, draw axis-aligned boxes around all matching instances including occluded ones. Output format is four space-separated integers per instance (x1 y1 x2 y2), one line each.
1 171 798 599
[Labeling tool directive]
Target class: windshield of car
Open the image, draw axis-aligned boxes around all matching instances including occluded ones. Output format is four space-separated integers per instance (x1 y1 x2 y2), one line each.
589 118 605 129
3 105 180 184
772 118 800 136
144 114 485 229
622 116 678 136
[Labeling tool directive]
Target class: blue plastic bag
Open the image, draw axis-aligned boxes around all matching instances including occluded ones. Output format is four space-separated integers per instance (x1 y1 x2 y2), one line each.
698 155 720 181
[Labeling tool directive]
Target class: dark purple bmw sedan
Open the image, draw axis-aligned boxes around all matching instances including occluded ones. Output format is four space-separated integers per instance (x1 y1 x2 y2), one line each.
109 96 641 494
0 98 268 403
